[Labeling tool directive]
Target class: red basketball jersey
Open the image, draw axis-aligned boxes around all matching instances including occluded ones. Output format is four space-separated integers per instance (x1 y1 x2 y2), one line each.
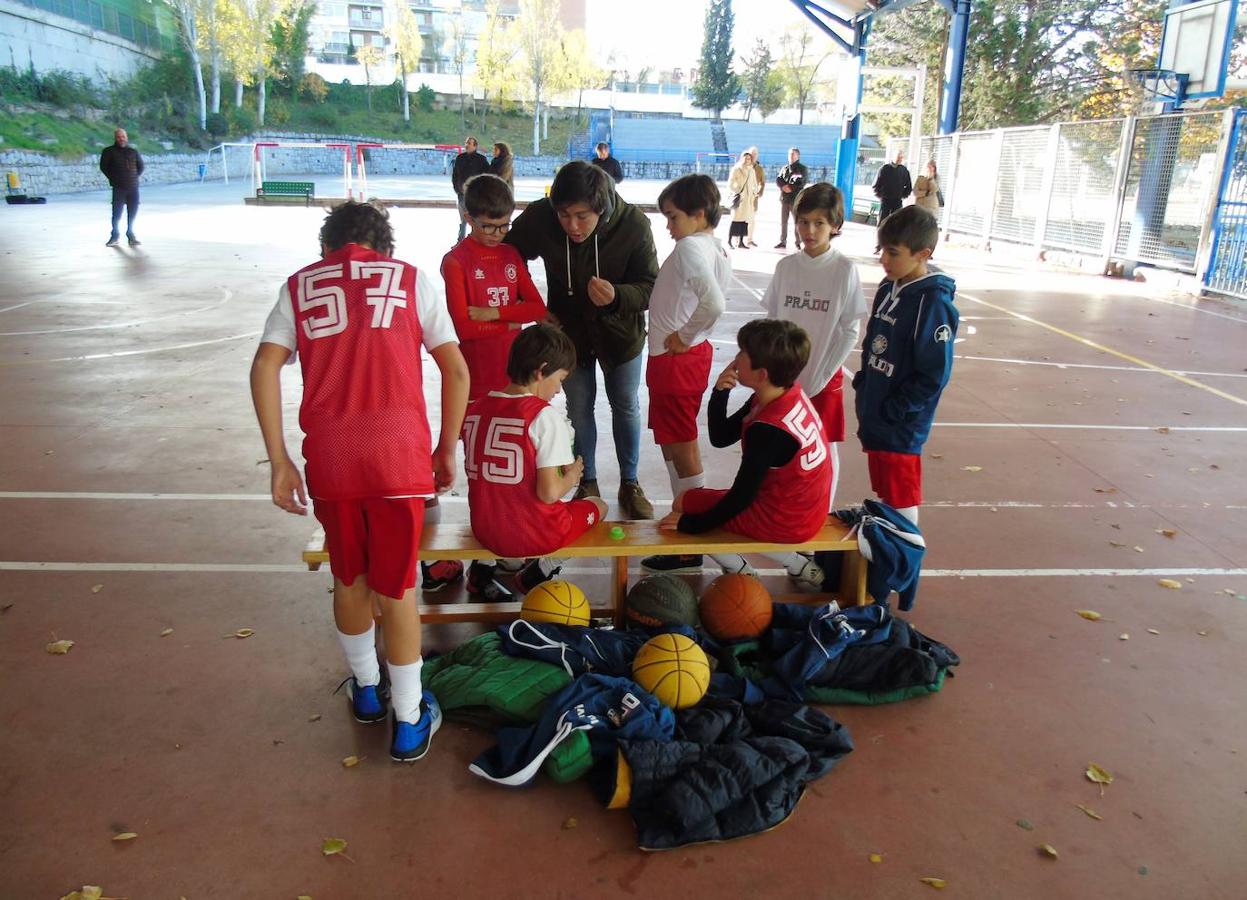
445 240 533 400
735 385 833 543
462 392 581 558
289 243 433 500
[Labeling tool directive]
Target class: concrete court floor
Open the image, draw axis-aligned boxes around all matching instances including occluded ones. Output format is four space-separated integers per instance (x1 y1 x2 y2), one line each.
1 177 1246 899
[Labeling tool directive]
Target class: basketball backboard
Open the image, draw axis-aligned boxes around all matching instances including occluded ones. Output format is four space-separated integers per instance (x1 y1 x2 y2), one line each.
1158 0 1238 101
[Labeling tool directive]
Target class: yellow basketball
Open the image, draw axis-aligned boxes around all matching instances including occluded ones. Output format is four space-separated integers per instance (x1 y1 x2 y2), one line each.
520 579 591 626
631 633 711 709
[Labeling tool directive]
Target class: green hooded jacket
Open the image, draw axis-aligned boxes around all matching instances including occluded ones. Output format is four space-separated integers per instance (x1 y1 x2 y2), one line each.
505 189 658 370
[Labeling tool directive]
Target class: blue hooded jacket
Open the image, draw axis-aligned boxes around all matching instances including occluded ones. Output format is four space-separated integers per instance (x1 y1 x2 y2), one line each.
853 272 958 454
857 499 926 610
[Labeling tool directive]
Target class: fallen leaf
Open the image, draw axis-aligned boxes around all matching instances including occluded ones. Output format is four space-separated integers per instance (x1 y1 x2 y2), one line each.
321 837 352 862
1039 843 1059 859
159 628 173 637
562 817 577 830
1210 463 1220 470
1075 804 1103 820
46 639 75 654
960 465 982 472
1198 630 1209 636
1147 628 1160 635
1086 763 1113 795
1138 865 1149 876
1093 487 1117 494
1156 529 1177 538
930 453 943 459
1016 818 1034 831
1076 610 1103 621
1156 426 1170 433
1224 589 1237 595
112 832 138 841
1119 633 1130 640
1187 466 1200 473
341 755 363 768
1133 546 1145 553
298 896 312 900
59 888 104 900
224 628 256 639
1 602 14 614
1157 579 1182 589
91 584 103 593
308 714 322 722
919 877 947 889
1109 540 1126 548
869 853 884 863
1110 523 1121 529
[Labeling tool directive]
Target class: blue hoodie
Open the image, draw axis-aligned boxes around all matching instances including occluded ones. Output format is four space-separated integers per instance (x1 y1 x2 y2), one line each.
853 272 958 454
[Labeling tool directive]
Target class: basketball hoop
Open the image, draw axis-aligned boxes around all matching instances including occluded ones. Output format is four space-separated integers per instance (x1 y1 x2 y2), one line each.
1129 68 1190 105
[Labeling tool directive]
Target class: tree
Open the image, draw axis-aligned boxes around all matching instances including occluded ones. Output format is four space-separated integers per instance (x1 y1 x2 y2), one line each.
269 0 314 95
739 37 775 121
475 0 521 131
513 0 567 154
777 27 830 125
385 3 423 122
692 0 739 118
170 0 209 130
354 42 385 114
196 0 227 115
861 2 946 140
560 29 606 124
444 11 472 130
758 70 786 121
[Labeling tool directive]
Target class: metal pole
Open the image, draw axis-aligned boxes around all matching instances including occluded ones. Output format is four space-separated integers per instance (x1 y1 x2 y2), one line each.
1102 118 1136 271
909 65 926 169
939 0 971 134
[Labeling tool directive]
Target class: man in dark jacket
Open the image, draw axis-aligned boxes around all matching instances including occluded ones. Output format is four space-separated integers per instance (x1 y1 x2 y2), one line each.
591 142 624 183
873 150 912 222
773 146 808 249
99 127 144 247
505 161 658 520
451 136 490 241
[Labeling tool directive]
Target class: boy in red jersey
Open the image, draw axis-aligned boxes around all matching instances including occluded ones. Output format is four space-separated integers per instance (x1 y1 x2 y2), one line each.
442 173 548 599
250 201 470 763
659 319 831 551
462 323 607 566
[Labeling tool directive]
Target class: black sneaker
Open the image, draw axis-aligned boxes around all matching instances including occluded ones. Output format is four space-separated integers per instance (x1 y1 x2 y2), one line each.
640 553 704 574
466 561 517 603
127 235 141 247
573 479 601 501
832 505 868 526
421 559 464 592
774 242 786 249
105 236 120 247
515 559 558 594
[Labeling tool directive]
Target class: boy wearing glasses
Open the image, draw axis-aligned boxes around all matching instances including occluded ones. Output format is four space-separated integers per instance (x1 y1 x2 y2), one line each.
441 173 548 599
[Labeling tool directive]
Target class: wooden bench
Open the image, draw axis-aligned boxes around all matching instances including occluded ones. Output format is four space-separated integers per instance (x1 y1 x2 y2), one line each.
302 520 868 626
257 181 315 205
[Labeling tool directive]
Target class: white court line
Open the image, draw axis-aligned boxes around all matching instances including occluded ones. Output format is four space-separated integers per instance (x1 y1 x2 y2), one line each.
0 288 233 336
1 561 1243 578
956 354 1247 379
2 330 263 365
0 491 467 502
731 275 764 300
935 423 1247 432
0 301 35 314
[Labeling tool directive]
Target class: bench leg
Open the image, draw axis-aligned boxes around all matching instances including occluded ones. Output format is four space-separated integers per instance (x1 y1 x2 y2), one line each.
612 556 629 627
839 550 869 607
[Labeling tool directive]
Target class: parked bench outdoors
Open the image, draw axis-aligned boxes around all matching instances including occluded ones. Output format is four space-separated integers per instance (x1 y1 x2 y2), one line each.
302 519 869 626
257 181 315 205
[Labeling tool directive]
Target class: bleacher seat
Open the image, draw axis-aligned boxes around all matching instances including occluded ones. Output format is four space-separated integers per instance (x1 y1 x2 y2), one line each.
722 122 841 169
610 119 715 164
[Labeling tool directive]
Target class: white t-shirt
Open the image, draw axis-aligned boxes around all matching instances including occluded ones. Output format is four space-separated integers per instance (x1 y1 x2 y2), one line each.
647 231 732 355
260 267 458 363
483 391 575 470
761 245 866 396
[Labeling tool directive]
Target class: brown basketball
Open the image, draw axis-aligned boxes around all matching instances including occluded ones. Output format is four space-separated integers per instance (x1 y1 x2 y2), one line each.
699 574 773 641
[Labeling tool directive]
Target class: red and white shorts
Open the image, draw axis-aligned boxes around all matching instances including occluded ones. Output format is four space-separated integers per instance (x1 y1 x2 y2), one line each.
865 450 922 509
312 496 425 600
679 488 825 544
808 369 846 443
646 341 713 445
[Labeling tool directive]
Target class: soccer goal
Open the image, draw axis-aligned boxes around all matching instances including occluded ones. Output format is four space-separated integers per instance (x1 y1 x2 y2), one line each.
204 142 255 184
354 143 463 200
250 141 353 198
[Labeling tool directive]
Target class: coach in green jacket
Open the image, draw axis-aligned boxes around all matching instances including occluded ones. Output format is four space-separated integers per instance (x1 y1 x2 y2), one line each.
506 161 658 519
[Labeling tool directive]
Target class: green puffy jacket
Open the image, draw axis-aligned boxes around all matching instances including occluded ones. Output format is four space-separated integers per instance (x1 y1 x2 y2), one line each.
505 189 658 370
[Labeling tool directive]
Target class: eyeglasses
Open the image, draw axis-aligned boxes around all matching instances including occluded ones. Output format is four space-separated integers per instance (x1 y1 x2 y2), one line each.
472 219 511 235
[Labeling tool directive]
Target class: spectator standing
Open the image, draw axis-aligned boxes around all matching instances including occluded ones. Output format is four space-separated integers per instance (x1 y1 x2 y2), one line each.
489 141 514 192
451 136 490 242
873 149 912 222
746 146 765 248
592 142 625 183
726 150 760 250
914 159 941 213
774 146 809 249
100 127 143 247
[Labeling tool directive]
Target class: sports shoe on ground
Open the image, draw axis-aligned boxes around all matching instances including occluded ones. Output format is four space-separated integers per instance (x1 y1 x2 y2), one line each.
618 481 654 519
640 553 704 574
337 673 389 724
466 561 517 602
831 505 868 526
105 236 120 247
515 558 558 594
391 691 442 762
421 559 464 592
773 242 786 249
127 235 141 247
573 479 601 501
495 557 526 574
789 558 826 588
718 560 758 577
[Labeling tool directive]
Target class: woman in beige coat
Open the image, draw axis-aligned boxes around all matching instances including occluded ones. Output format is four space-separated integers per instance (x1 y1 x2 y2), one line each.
727 150 760 249
914 159 941 213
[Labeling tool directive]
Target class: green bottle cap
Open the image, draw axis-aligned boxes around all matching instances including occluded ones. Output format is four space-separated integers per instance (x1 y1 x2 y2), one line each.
609 525 625 540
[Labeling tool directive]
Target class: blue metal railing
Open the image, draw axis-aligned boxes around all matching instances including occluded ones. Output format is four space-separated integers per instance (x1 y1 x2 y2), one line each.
1204 109 1247 298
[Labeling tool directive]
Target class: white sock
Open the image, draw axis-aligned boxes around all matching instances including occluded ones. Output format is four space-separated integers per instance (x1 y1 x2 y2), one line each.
896 505 919 525
538 557 566 576
664 459 680 498
675 472 705 496
387 657 424 724
337 624 380 688
828 443 841 509
710 553 748 573
423 503 441 525
768 551 808 575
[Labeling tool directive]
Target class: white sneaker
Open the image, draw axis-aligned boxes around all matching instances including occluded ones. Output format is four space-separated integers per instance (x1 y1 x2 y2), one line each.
789 559 825 588
719 560 757 577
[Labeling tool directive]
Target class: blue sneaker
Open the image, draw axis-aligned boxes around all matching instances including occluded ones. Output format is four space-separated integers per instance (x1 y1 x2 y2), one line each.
337 673 389 724
391 691 442 762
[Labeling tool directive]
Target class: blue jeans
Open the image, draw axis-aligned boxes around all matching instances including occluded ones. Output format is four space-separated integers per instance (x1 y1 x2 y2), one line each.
563 351 642 483
110 186 139 239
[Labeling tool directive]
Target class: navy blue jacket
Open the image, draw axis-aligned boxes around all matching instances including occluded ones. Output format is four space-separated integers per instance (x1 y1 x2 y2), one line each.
853 272 958 454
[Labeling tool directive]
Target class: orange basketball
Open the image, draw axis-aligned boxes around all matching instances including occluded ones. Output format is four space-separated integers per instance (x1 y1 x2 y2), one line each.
699 574 773 641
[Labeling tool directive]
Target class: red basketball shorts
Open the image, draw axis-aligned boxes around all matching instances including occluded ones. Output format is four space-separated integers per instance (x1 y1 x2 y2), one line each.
865 450 923 509
808 369 846 443
312 496 425 599
679 487 812 543
646 341 713 445
559 498 602 546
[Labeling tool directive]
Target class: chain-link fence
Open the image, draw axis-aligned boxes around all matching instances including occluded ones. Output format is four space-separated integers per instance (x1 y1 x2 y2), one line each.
1204 110 1247 300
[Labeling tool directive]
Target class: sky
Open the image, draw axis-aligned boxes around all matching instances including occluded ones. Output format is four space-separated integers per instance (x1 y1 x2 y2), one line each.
583 0 838 75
